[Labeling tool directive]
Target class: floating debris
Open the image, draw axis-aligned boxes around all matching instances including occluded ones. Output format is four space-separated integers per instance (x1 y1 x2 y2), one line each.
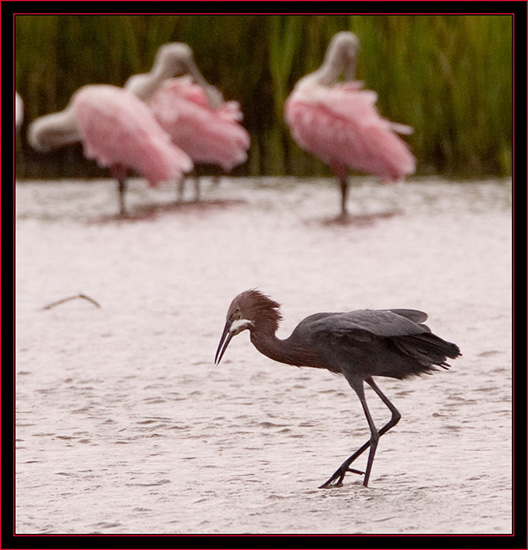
42 293 101 310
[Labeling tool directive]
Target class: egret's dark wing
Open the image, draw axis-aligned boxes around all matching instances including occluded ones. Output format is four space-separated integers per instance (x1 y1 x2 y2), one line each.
387 309 428 325
310 309 430 339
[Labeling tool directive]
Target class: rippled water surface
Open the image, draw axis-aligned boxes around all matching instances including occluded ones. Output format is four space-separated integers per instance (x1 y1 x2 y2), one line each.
15 176 512 535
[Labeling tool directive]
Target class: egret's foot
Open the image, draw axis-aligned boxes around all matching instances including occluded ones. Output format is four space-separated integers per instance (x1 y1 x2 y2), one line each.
319 467 364 488
319 478 343 489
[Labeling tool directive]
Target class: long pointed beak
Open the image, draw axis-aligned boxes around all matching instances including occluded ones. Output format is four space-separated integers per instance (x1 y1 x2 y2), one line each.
214 318 254 365
215 321 233 365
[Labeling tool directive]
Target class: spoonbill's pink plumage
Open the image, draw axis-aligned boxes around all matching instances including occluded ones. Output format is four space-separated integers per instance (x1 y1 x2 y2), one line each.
147 76 250 172
126 44 249 200
285 32 416 217
29 84 193 215
72 85 192 188
28 43 217 215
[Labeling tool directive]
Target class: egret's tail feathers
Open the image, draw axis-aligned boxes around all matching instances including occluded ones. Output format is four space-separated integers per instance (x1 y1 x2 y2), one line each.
393 333 461 370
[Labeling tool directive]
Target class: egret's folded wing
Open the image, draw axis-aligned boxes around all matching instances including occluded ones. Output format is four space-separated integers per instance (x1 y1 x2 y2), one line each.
310 309 429 339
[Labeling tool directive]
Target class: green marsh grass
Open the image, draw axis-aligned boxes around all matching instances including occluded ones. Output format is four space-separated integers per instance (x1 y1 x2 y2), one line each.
15 14 512 179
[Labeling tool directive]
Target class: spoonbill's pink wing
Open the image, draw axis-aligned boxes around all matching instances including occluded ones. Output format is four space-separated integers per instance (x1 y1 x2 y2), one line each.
285 81 415 181
148 77 250 171
72 85 193 185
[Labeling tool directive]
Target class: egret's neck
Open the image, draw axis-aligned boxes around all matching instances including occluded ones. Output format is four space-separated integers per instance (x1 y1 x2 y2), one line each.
249 326 322 368
250 329 289 364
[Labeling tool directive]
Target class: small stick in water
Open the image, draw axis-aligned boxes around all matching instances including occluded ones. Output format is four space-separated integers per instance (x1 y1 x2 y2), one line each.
42 293 101 310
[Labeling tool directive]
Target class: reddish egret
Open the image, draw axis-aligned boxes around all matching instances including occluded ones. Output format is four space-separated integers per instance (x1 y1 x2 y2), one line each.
215 290 461 488
28 43 212 215
285 31 416 218
126 44 250 201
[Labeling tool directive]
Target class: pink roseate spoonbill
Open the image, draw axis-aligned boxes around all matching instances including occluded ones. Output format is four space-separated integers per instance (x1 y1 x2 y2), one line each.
29 85 192 215
215 290 460 488
126 42 223 105
285 32 416 218
15 92 24 131
28 43 216 215
126 43 249 201
139 76 250 201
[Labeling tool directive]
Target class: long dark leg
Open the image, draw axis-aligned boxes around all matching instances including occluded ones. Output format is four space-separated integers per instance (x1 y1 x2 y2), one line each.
356 381 379 487
110 164 128 216
194 175 201 202
177 178 185 202
339 177 349 217
319 377 401 488
332 162 349 217
367 378 401 430
117 178 127 216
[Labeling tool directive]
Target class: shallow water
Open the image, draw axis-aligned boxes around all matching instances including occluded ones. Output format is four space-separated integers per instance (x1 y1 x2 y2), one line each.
15 176 512 534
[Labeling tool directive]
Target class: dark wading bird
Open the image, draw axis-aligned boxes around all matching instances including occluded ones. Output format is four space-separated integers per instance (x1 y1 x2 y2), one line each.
215 290 461 488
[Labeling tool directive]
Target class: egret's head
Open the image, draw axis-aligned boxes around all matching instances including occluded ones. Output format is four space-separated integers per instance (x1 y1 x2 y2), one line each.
214 290 281 365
